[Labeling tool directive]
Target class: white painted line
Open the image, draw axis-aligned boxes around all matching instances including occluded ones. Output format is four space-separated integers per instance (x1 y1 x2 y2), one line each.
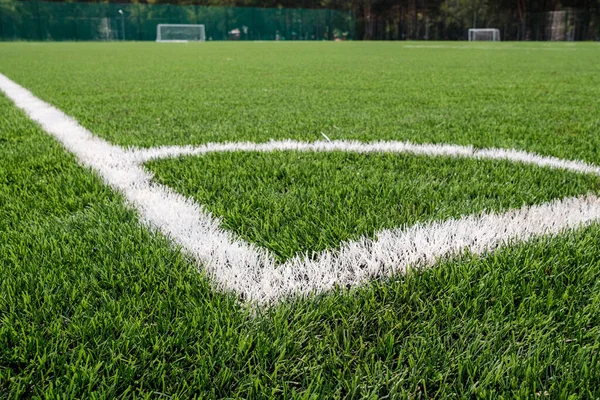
128 140 600 177
403 44 578 51
2 72 600 305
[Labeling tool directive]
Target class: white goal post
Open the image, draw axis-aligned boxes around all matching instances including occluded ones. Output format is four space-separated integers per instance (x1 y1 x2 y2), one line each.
468 28 501 41
156 24 206 42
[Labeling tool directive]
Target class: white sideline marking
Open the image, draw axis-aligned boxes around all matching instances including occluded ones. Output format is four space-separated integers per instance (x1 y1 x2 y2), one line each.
2 72 600 305
403 44 578 51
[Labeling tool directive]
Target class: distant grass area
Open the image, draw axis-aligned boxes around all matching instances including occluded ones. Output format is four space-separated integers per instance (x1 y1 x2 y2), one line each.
148 151 600 261
0 42 599 163
3 92 600 398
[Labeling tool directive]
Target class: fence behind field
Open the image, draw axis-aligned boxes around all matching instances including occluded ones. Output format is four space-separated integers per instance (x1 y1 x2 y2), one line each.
360 7 599 41
0 0 598 42
0 1 355 41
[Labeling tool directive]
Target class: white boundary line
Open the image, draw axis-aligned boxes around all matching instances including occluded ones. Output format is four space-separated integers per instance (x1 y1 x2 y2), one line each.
2 72 600 305
403 44 579 51
128 140 600 176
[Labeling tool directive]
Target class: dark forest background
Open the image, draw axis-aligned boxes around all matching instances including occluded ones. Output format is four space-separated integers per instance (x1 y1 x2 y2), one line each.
1 0 599 40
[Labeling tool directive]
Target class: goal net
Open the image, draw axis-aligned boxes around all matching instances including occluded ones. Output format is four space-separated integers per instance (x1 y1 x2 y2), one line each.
468 28 501 41
156 24 206 42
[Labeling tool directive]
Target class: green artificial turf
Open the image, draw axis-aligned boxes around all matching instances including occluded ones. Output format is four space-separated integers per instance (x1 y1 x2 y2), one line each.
2 93 600 398
0 42 599 163
3 41 600 398
148 150 600 262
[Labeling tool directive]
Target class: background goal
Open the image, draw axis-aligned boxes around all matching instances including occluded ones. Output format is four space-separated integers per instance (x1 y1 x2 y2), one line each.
156 24 206 42
468 28 501 41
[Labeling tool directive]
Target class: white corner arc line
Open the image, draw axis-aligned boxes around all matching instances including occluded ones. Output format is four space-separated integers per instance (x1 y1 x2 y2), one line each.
2 72 600 305
128 141 600 177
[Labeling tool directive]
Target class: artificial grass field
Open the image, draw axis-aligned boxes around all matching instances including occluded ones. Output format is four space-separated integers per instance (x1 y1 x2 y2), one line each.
0 42 599 161
2 42 600 397
148 151 600 262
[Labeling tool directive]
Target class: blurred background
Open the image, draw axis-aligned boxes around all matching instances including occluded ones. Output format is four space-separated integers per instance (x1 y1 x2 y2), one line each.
0 0 598 42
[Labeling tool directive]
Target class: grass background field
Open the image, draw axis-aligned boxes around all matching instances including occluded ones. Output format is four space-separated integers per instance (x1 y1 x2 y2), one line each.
0 42 599 161
2 42 600 397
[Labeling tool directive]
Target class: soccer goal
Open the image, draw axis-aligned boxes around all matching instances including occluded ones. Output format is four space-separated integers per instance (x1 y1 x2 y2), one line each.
468 28 501 41
156 24 206 42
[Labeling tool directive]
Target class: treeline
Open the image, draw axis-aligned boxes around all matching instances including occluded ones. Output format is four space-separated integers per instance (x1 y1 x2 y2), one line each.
40 0 600 40
2 0 599 40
